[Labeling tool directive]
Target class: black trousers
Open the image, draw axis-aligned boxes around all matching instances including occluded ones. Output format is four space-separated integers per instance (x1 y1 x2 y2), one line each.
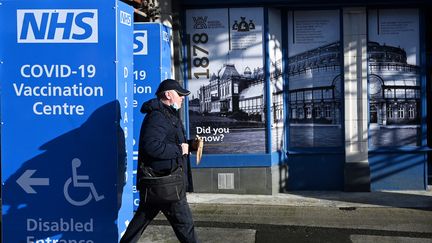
120 195 199 243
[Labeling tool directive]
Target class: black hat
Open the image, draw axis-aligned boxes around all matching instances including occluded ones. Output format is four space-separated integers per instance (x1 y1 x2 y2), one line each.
156 79 191 96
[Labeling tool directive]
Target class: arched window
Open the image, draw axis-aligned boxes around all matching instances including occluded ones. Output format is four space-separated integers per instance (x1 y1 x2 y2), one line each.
298 108 304 119
387 106 393 118
315 107 321 118
291 108 297 119
325 106 331 118
409 106 415 119
306 107 312 119
398 106 405 119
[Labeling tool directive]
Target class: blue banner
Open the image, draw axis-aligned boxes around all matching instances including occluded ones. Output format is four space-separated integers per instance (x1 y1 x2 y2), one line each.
0 1 133 242
132 23 172 210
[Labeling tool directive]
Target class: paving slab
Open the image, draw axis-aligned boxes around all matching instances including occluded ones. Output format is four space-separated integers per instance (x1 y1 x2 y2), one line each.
138 225 255 243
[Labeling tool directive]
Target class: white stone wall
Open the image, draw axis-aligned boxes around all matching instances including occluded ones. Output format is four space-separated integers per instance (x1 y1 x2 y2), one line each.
343 7 368 164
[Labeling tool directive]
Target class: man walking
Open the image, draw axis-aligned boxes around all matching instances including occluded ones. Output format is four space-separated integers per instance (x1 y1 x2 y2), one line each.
120 79 199 243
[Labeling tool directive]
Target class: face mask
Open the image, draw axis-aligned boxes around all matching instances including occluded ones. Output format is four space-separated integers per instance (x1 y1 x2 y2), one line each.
171 102 180 110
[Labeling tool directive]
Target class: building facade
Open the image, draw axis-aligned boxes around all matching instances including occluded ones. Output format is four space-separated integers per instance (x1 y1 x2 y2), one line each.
128 0 432 193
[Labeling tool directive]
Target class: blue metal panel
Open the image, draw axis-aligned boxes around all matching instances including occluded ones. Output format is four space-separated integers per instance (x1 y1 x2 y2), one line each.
0 1 133 242
369 152 427 190
286 153 345 190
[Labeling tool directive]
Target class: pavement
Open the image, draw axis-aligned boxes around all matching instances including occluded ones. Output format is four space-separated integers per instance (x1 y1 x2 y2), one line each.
138 188 432 243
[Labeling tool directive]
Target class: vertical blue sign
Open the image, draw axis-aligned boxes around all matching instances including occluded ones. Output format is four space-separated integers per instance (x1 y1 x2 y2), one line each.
0 1 133 242
116 2 135 240
132 23 172 210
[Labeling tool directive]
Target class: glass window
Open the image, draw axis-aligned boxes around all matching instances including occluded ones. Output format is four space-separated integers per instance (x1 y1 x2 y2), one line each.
385 89 394 98
290 93 296 102
306 107 312 119
398 106 404 119
323 89 332 99
396 89 405 99
409 106 415 118
288 9 342 148
387 106 393 118
313 90 322 100
297 92 304 100
325 106 331 118
305 91 312 100
406 89 415 98
315 107 321 118
291 108 297 119
298 108 304 119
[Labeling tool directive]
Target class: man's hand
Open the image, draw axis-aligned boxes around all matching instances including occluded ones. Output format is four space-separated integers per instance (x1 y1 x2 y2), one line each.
180 143 189 155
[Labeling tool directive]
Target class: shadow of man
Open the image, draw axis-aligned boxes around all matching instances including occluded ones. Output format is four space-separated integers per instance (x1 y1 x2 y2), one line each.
2 101 126 242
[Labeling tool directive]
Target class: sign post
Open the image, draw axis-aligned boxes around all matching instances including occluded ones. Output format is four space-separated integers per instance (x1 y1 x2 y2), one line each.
132 23 172 210
0 0 134 242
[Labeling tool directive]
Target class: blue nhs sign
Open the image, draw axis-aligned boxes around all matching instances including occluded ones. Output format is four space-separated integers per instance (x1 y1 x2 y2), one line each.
17 9 98 43
134 28 169 55
1 1 134 242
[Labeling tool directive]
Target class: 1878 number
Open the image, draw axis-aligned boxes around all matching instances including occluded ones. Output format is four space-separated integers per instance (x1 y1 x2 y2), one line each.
191 33 209 79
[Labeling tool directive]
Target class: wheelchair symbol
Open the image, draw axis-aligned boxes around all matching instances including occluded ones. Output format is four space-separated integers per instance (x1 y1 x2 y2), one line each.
64 158 104 206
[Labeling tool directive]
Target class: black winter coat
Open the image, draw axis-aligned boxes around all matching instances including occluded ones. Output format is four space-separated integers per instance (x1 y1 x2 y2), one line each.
137 98 193 192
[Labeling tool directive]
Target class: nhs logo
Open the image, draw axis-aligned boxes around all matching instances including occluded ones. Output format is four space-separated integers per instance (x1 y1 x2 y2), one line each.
17 9 98 43
120 11 132 26
133 30 147 55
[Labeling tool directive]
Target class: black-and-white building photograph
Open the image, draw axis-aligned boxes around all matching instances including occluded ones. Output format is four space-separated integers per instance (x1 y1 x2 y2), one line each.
287 10 343 148
368 9 421 147
189 63 266 153
288 42 343 147
368 42 420 146
186 8 266 154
